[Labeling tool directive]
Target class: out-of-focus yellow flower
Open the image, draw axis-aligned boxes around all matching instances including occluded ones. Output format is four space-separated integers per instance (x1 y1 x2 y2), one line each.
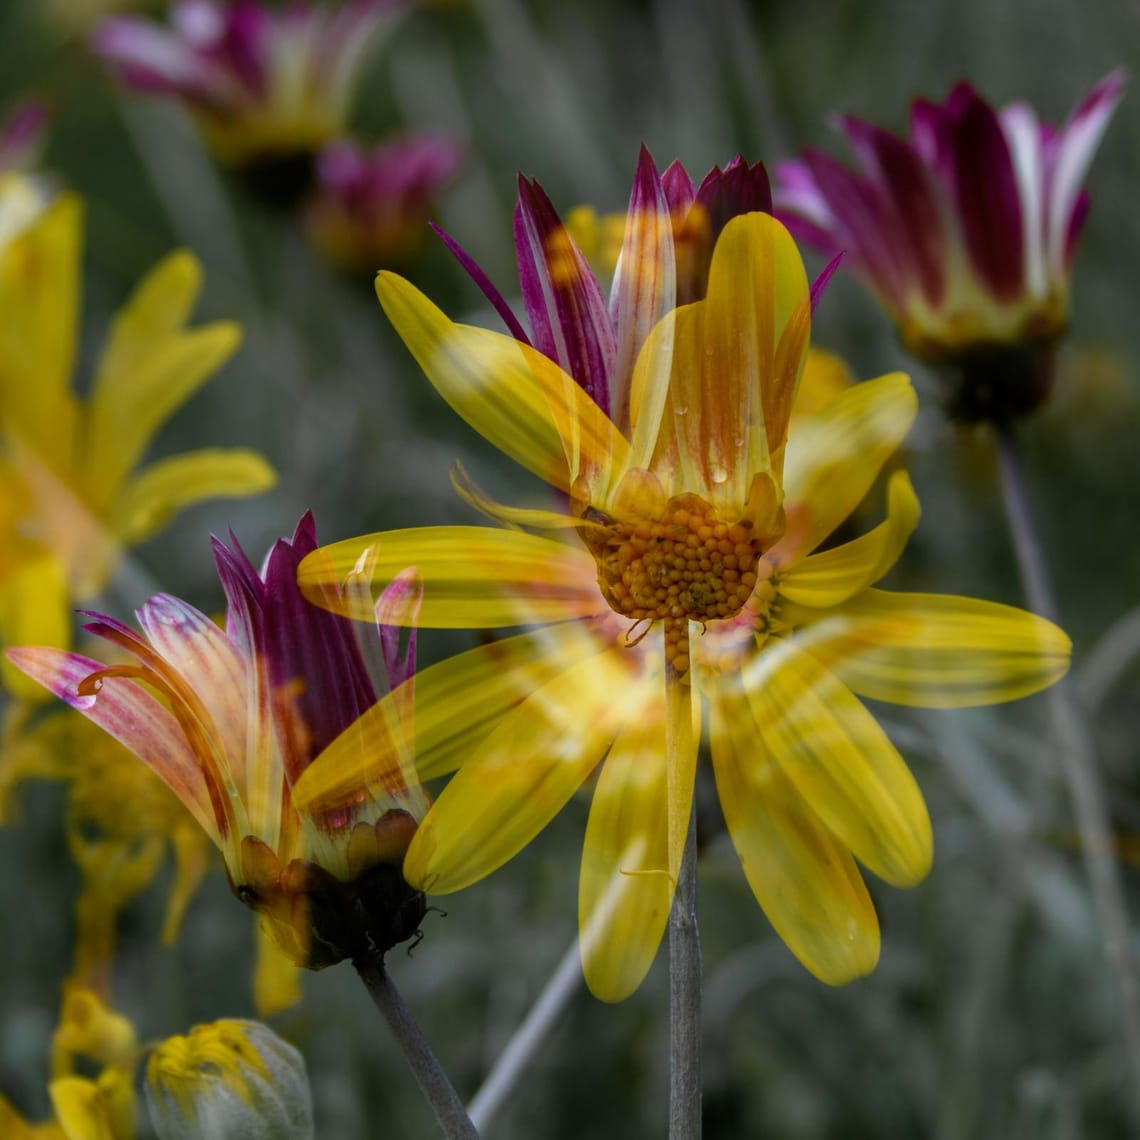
1 986 139 1140
293 203 1071 1000
0 703 211 996
146 1020 313 1140
0 188 275 699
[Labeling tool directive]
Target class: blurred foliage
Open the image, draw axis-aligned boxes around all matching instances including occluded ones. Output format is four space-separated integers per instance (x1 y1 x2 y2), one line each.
1 0 1139 1137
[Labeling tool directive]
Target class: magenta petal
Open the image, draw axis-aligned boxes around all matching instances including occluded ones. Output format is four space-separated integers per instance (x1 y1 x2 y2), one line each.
432 223 531 345
947 90 1025 301
837 117 946 306
1047 69 1126 270
1064 189 1091 264
801 149 908 309
809 252 845 315
610 145 675 421
4 647 217 837
661 160 696 215
514 176 616 414
375 569 424 692
694 155 772 230
258 517 378 766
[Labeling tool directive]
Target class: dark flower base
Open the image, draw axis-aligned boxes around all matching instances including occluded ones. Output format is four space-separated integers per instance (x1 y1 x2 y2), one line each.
939 341 1057 425
231 151 318 211
235 861 427 971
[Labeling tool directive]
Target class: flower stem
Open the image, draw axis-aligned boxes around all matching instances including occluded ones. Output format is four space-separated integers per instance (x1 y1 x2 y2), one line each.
666 628 701 1140
467 939 582 1131
995 424 1140 1121
355 960 481 1140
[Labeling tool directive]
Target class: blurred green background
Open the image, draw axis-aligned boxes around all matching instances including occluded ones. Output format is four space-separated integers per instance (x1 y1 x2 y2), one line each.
1 0 1140 1136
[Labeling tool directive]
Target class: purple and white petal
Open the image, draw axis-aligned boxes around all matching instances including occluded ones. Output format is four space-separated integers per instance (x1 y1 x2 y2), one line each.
1045 69 1126 272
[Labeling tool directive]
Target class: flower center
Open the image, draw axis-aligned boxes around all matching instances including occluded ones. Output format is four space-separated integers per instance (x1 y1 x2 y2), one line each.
582 492 763 627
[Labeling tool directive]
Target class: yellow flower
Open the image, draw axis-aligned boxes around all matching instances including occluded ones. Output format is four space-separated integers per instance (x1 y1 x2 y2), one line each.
293 211 1069 1000
1 986 139 1140
0 188 275 699
146 1020 313 1140
0 703 211 996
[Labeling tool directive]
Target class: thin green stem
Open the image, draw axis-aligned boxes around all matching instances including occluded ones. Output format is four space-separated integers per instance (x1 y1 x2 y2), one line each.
666 630 701 1140
995 424 1140 1125
355 960 481 1140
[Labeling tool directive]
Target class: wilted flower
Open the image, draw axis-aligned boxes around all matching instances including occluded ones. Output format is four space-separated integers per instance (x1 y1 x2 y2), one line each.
9 513 430 970
292 154 1070 1000
0 705 211 996
146 1019 313 1140
92 0 402 198
774 71 1125 421
0 191 274 699
304 134 464 271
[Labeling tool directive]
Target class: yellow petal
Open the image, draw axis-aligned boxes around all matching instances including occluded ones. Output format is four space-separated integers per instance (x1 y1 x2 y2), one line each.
81 299 243 510
450 461 594 531
106 448 276 547
708 689 880 985
410 626 611 781
376 273 630 498
778 470 920 607
298 527 604 628
790 348 855 420
404 646 648 894
293 630 583 817
740 639 932 886
630 214 810 512
0 552 70 700
782 373 916 556
579 689 689 1003
0 193 81 468
796 589 1072 707
48 1078 112 1140
253 918 304 1016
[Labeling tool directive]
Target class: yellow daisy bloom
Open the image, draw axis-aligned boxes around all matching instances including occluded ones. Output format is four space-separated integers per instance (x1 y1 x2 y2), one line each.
0 185 275 698
293 207 1070 1001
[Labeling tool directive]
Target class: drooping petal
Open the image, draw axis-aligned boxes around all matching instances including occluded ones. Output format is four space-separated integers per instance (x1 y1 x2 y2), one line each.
376 273 630 498
779 470 920 607
107 448 276 546
708 688 880 985
781 373 917 558
794 589 1072 707
739 639 932 886
4 647 218 842
579 694 675 1002
298 527 605 628
135 593 249 773
404 646 648 894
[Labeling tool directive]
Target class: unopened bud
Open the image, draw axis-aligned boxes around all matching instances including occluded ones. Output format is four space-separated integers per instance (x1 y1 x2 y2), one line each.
146 1020 313 1140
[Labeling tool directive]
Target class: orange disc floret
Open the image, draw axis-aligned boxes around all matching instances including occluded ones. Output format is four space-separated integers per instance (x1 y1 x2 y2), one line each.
583 493 765 638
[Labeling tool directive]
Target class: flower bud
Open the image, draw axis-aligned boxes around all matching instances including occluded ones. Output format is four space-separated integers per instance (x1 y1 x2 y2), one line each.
146 1020 313 1140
